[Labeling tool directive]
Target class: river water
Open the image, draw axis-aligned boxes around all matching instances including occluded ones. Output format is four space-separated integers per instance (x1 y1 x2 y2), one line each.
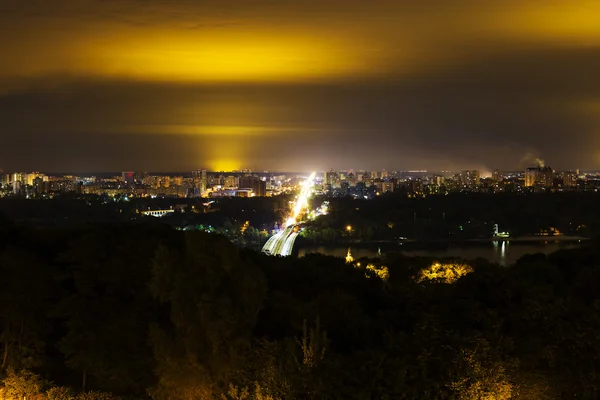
297 240 584 266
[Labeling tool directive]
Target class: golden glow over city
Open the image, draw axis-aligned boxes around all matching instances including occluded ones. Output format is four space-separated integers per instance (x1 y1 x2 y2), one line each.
3 1 600 86
86 33 369 83
2 1 600 171
489 3 600 44
134 125 272 136
0 26 375 83
206 159 243 173
196 135 253 173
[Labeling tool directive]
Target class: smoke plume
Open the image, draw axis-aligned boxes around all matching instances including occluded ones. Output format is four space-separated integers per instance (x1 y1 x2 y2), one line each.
519 152 545 168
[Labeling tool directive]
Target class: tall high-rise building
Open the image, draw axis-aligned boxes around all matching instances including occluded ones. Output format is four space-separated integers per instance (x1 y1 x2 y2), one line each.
122 172 135 185
347 172 357 187
524 168 536 187
430 175 443 186
192 169 208 196
539 167 553 187
459 170 480 189
325 170 340 188
12 180 22 195
134 172 148 184
525 166 553 187
562 171 578 187
172 176 183 186
492 169 503 182
159 176 170 188
239 175 253 189
33 177 46 195
223 175 239 188
25 173 43 186
407 179 423 195
340 181 349 195
239 175 266 196
330 173 341 189
12 173 23 184
382 182 394 193
252 179 267 197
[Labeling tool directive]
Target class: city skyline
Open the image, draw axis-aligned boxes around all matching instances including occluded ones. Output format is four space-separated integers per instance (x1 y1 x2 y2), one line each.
1 1 600 171
0 164 593 176
2 164 597 199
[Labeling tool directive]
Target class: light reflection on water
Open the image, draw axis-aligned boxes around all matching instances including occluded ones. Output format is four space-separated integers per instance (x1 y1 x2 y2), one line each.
298 241 582 266
492 240 507 264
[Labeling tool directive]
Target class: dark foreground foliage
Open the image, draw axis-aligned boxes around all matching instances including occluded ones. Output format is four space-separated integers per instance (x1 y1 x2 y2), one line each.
0 219 599 399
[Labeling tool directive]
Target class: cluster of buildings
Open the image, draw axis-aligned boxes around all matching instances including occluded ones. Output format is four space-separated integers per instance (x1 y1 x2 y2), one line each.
0 169 291 199
0 172 89 196
321 169 395 198
318 166 592 198
0 164 595 199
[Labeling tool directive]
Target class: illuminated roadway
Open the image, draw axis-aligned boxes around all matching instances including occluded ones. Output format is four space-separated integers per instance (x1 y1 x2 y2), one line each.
262 172 315 256
262 225 298 256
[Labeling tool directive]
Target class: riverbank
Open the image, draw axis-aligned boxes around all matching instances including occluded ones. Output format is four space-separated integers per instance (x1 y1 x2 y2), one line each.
298 240 585 266
469 235 588 242
298 235 589 247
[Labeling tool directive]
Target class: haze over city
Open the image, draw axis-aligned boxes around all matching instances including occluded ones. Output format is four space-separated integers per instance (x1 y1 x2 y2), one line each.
1 0 600 172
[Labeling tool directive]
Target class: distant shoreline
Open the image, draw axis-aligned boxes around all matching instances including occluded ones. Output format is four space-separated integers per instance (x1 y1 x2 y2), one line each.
296 236 589 248
468 235 588 243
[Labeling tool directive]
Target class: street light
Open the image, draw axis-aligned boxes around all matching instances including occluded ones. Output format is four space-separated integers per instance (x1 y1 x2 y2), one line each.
346 225 352 232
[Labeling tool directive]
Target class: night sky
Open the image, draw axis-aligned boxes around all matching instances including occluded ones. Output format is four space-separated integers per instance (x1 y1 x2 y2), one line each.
1 0 599 172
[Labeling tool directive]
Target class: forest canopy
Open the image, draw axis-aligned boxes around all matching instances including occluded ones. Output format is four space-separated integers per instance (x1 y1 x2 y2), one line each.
0 220 599 399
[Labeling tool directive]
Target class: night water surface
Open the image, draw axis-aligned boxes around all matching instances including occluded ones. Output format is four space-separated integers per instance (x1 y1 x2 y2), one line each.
298 241 583 266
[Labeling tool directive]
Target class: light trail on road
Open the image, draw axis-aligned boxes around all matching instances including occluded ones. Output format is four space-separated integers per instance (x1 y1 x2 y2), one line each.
285 172 316 227
262 172 316 256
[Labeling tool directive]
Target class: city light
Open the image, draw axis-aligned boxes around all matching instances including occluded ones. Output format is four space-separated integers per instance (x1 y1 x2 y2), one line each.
346 248 354 263
418 262 474 284
285 172 316 228
263 172 317 256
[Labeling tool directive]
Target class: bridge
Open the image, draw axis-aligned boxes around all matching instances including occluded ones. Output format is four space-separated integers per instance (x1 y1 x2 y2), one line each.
262 224 301 256
141 209 175 217
261 172 315 256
